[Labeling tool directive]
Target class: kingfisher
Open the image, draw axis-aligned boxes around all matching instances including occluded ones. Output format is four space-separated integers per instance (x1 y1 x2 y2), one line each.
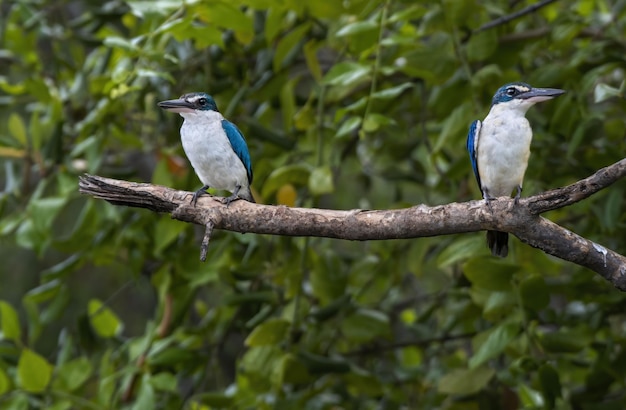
158 92 255 206
466 82 565 257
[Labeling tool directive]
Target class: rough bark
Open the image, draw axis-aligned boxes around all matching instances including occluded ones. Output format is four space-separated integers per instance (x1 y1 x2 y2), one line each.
78 158 626 290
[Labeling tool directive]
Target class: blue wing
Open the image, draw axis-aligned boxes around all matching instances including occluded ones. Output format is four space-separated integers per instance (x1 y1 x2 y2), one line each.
466 120 481 190
221 120 253 184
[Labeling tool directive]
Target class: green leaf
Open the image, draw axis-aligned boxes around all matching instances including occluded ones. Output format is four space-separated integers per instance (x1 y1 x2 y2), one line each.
264 8 285 42
483 290 516 320
195 1 254 43
273 23 310 72
436 236 484 268
519 384 545 408
306 0 343 19
303 40 322 82
371 83 414 100
308 165 334 195
433 102 472 153
520 276 550 311
442 0 477 25
240 346 283 388
103 36 139 52
29 197 67 233
53 357 92 392
16 219 47 255
467 30 498 61
336 116 362 138
88 299 122 338
8 113 27 146
538 364 562 409
163 18 225 49
262 164 311 198
602 188 623 232
322 62 370 86
463 257 520 291
469 322 519 368
0 367 10 395
341 308 391 343
401 33 456 83
148 347 196 367
245 318 290 347
471 64 503 88
335 20 378 37
310 294 352 322
151 157 175 187
0 300 21 342
271 353 311 387
127 0 186 17
344 370 384 396
537 329 588 353
362 113 396 133
297 351 351 374
438 366 495 395
133 374 156 410
17 348 53 392
154 217 187 256
280 78 297 131
149 372 178 392
190 392 234 407
24 279 62 304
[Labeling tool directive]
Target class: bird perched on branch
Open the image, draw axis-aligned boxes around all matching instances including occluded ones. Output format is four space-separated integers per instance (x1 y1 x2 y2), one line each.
467 82 565 257
158 92 255 206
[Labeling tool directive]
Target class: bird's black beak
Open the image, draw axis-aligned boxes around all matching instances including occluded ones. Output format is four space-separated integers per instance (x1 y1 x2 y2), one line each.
520 87 566 102
158 98 194 113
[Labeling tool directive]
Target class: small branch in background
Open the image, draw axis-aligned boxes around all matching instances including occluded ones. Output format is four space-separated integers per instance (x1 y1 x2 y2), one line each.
474 0 560 33
345 332 476 356
157 293 173 338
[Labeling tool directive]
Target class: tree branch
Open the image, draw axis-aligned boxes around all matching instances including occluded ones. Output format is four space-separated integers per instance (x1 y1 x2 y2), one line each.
78 158 626 291
528 158 626 213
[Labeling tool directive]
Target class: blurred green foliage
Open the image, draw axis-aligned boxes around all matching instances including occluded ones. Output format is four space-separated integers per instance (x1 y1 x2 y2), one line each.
1 0 626 408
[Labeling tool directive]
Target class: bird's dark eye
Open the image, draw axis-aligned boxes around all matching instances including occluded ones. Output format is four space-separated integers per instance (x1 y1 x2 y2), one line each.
506 87 517 96
198 98 207 105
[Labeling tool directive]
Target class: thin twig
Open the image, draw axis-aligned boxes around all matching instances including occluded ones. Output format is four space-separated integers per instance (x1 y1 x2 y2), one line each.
475 0 560 33
345 332 476 356
200 222 214 262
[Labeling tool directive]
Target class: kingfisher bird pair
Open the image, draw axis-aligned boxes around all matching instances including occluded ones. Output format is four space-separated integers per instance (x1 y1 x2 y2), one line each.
158 82 564 258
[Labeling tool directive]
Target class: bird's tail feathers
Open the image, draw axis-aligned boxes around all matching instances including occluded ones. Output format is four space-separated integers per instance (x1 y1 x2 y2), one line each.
486 231 508 257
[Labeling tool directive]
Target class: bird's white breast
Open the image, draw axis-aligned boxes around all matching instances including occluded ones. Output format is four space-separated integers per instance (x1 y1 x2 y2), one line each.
476 105 533 197
178 110 249 192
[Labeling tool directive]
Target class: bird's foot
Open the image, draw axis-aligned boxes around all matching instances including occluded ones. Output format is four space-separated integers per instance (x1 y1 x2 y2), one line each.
513 185 522 205
221 185 244 207
483 195 497 212
482 188 496 212
191 185 210 207
221 194 241 207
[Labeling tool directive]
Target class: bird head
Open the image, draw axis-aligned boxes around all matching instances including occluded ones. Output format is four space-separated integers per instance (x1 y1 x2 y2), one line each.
491 82 565 111
158 92 219 114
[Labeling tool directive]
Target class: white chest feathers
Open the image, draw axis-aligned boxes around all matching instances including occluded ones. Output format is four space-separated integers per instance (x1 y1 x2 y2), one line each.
476 105 533 197
178 110 249 192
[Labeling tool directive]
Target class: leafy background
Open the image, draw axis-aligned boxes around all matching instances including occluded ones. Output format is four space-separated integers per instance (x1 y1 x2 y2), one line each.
1 0 626 408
